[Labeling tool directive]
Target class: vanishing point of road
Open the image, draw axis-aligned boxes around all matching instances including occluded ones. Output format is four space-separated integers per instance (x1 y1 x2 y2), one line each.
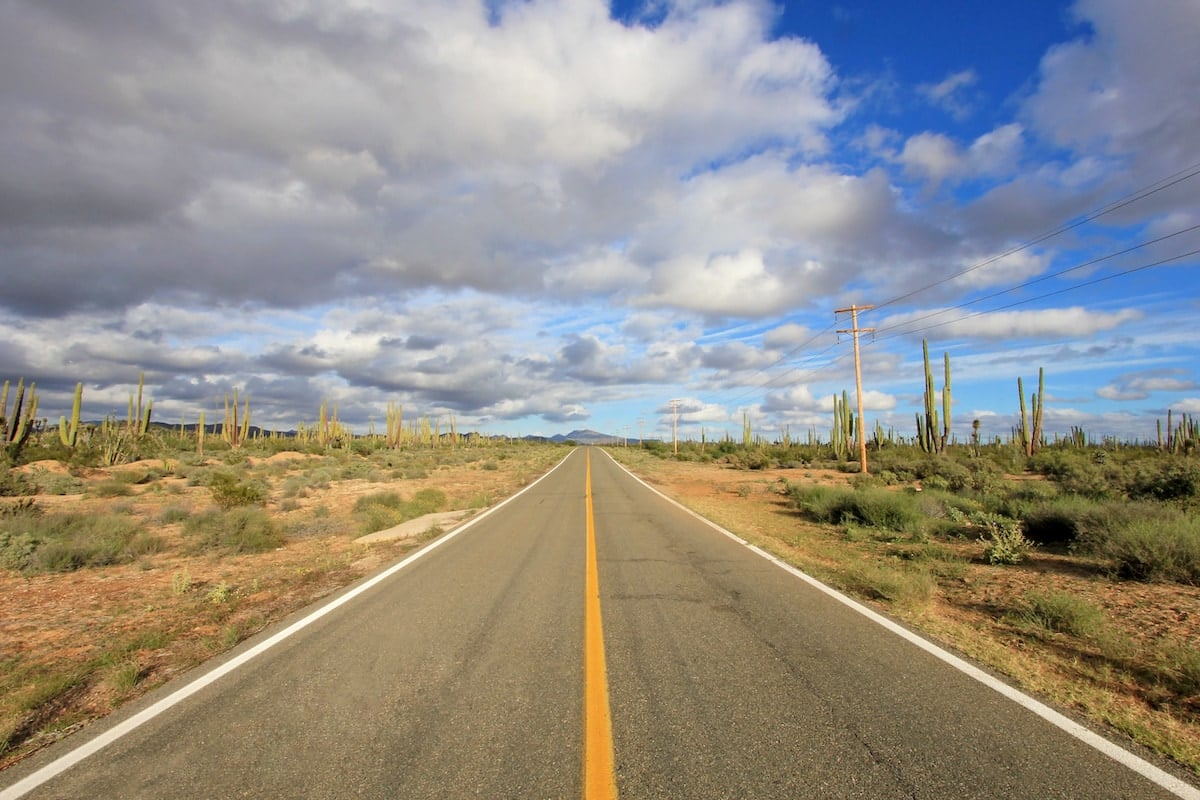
2 447 1196 799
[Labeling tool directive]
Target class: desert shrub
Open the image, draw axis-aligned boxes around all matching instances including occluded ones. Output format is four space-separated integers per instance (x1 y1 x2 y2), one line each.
971 512 1033 565
1124 461 1200 502
353 488 448 534
183 508 282 554
838 560 936 605
1016 591 1106 638
0 512 161 574
789 485 922 534
0 468 35 497
38 473 86 495
1077 507 1200 583
93 480 134 497
158 506 191 524
208 471 268 509
1030 450 1112 497
1016 494 1097 546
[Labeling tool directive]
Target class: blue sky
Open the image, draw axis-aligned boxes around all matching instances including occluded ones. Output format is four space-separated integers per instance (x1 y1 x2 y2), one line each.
1 0 1198 443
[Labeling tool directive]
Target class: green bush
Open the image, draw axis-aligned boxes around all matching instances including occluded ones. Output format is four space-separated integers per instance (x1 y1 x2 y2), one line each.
0 511 161 574
208 471 268 509
1125 461 1200 502
93 480 134 497
0 468 35 497
1077 508 1200 583
183 508 283 554
973 512 1033 565
1017 591 1106 637
789 485 922 534
1017 494 1097 546
353 488 448 534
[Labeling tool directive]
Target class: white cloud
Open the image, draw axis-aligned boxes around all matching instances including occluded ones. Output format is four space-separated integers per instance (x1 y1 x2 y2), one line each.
763 323 812 348
1023 0 1200 179
899 124 1024 187
917 68 979 119
879 306 1143 340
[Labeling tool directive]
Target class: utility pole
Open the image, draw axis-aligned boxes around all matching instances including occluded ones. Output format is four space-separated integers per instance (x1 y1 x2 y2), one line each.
835 304 874 474
669 399 681 455
637 417 644 446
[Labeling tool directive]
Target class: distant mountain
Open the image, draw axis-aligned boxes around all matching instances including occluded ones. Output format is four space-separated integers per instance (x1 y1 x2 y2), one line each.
547 428 622 444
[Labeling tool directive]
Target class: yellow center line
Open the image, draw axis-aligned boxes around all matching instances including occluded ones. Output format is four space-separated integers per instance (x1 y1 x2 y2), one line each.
584 449 619 799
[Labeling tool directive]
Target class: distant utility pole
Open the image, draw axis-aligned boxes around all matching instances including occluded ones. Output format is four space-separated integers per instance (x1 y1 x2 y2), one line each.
669 399 681 454
835 304 874 474
637 418 644 446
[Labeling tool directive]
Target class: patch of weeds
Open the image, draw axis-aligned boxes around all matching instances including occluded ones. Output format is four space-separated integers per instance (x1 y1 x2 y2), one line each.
791 485 924 535
1015 591 1106 638
37 474 86 496
286 516 343 538
0 468 36 497
279 498 300 512
158 506 191 524
481 460 499 471
206 582 233 605
0 512 161 574
1158 638 1200 695
107 660 142 693
208 471 268 510
1 497 39 518
93 480 134 498
960 511 1033 565
183 508 283 554
839 560 936 606
1077 505 1200 584
172 569 192 595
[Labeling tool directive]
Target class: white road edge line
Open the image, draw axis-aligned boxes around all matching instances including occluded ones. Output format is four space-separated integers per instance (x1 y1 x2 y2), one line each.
0 450 577 800
599 449 1200 800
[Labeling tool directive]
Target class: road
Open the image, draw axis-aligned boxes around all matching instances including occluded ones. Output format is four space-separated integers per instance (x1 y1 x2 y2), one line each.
2 447 1195 799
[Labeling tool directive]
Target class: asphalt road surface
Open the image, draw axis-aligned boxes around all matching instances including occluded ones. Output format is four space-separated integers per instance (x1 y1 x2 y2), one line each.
3 447 1196 799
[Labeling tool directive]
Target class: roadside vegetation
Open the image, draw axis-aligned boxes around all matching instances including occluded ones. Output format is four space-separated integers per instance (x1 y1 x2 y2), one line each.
610 430 1200 777
0 380 566 769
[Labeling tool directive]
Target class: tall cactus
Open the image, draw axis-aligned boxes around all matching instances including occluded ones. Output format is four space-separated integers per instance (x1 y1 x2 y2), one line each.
222 389 250 449
2 378 39 459
916 340 950 453
58 382 84 449
385 401 403 449
831 390 854 459
1017 368 1045 457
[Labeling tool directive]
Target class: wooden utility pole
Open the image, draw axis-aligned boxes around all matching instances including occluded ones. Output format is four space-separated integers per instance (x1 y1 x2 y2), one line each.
835 304 874 474
670 399 681 454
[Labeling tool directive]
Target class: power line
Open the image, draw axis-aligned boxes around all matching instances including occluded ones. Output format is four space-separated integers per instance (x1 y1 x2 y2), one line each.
871 246 1200 343
874 160 1200 311
872 221 1200 339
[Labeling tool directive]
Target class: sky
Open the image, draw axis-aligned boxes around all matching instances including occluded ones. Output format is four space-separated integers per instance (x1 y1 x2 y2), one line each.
2 0 1198 444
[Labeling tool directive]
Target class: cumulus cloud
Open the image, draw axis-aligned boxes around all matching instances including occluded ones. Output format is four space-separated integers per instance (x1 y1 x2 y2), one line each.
878 306 1143 341
1096 370 1198 402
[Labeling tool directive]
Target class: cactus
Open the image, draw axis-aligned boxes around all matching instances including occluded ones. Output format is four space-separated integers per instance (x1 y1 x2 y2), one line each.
222 389 251 449
58 382 83 449
2 378 39 460
197 410 206 456
831 390 854 459
916 340 950 454
1017 368 1046 456
386 401 403 448
742 412 752 448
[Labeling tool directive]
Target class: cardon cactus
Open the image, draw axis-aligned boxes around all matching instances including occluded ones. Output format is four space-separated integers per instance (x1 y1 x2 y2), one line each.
59 382 83 448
